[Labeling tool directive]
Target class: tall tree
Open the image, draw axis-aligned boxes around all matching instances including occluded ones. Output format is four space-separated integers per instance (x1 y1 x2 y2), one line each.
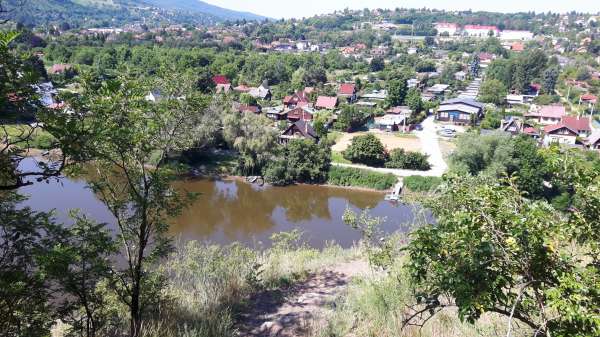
386 79 407 107
479 79 507 105
72 73 218 337
542 67 559 95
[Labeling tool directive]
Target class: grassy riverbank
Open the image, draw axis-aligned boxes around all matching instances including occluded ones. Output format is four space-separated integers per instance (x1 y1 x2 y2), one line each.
327 166 397 191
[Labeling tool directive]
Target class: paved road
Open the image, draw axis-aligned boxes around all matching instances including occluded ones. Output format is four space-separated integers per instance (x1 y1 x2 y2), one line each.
332 116 448 177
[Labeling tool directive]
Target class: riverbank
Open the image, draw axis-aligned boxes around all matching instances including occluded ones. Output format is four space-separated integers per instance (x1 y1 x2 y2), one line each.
222 174 391 194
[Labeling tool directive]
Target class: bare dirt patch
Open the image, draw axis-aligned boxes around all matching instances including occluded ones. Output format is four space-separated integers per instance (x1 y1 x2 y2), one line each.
332 131 422 153
237 260 370 337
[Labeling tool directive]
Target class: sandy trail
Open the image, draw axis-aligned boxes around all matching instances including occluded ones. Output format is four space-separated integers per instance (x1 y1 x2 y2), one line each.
237 260 370 337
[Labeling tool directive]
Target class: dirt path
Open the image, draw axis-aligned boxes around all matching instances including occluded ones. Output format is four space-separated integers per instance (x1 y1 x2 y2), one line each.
236 260 370 337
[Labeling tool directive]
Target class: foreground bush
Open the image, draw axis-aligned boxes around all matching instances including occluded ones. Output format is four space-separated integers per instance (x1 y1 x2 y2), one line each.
403 176 442 192
343 133 387 167
327 166 397 190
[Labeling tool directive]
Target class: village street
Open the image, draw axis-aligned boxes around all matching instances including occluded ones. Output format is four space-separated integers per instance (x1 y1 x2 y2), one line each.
332 116 449 177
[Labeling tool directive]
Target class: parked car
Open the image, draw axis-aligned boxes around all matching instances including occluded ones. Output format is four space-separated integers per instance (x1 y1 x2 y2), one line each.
414 124 423 131
438 129 456 138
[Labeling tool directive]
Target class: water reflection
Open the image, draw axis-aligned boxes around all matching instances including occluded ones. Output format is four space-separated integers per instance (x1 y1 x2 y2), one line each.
18 160 422 248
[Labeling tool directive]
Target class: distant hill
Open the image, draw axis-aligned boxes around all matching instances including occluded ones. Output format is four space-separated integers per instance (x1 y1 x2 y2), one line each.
145 0 267 21
2 0 267 28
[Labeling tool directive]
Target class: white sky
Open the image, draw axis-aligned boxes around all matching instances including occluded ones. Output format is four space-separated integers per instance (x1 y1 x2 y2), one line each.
203 0 600 19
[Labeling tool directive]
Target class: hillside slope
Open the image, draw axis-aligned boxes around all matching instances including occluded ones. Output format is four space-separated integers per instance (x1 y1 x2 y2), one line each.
146 0 267 21
2 0 265 27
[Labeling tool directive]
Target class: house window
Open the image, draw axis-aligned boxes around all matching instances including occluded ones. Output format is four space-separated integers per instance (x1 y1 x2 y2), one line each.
439 112 448 118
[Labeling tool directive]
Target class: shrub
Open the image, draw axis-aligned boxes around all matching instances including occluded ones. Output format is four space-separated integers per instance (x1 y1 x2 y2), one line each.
327 166 397 190
263 158 293 186
403 176 442 192
343 134 387 167
385 149 431 171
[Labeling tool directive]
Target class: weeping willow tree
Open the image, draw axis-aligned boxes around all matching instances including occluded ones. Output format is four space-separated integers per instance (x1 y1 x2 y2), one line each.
222 110 279 176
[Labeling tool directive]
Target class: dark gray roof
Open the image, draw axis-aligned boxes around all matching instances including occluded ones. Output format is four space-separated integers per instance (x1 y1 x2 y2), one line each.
440 98 485 110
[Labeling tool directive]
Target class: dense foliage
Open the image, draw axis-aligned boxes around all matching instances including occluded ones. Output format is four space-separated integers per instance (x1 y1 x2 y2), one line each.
406 163 600 336
327 166 397 191
264 139 331 186
343 133 387 167
385 148 431 171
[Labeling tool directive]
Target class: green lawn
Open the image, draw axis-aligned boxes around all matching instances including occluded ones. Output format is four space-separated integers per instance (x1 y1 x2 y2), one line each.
331 151 351 164
327 131 343 144
1 124 56 150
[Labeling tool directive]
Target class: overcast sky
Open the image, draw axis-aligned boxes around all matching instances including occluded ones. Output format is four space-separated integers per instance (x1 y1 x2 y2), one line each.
203 0 600 19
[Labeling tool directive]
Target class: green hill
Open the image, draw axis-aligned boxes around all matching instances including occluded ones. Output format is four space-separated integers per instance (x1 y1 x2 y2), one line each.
2 0 266 28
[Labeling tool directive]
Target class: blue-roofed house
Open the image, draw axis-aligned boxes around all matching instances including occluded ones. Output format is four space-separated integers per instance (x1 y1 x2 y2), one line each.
436 98 485 125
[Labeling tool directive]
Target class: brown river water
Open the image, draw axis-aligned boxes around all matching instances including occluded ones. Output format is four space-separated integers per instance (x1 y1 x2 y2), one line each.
18 161 423 248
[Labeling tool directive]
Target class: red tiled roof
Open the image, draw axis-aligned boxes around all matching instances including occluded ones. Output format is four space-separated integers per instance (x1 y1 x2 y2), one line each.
212 75 230 85
511 42 525 52
283 91 310 105
234 85 252 93
338 83 356 96
530 83 542 92
287 107 313 120
523 127 539 135
315 96 338 109
387 106 411 114
544 124 578 135
238 104 261 114
581 93 598 103
49 64 72 74
536 105 566 119
562 116 591 132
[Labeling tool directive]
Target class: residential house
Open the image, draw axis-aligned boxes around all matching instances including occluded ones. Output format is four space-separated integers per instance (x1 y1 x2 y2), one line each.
280 120 318 143
407 78 420 89
586 131 600 150
510 42 525 52
426 84 450 99
361 90 387 101
387 106 412 115
145 90 163 102
436 98 485 124
435 22 459 36
500 118 540 138
283 90 311 108
287 106 314 122
49 63 72 75
543 124 578 145
315 96 338 110
249 83 272 101
454 71 467 81
581 93 598 106
264 106 287 121
238 104 262 114
525 105 566 125
375 114 406 132
562 116 592 137
338 83 358 103
212 75 230 86
233 84 252 93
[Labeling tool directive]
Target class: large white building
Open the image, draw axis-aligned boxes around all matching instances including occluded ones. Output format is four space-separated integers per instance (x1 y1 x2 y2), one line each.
499 30 534 41
464 25 500 37
435 22 459 36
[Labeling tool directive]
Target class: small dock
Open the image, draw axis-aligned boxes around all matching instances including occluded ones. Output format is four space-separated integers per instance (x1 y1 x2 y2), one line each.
384 178 404 202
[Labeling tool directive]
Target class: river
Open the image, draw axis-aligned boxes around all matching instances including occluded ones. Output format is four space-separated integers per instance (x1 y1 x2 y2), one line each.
18 163 424 248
